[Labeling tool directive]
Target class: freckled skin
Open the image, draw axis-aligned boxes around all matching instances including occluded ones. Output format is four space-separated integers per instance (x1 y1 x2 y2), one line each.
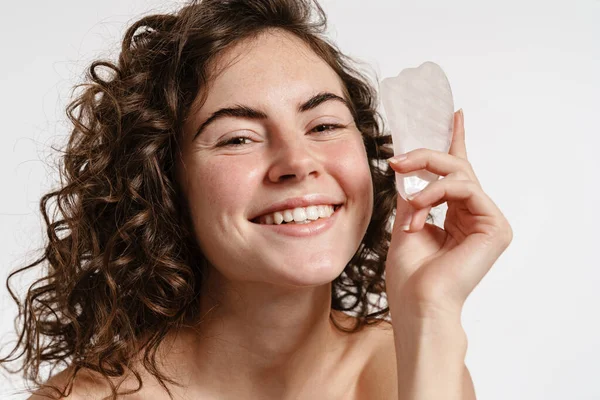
138 28 383 399
178 30 374 286
32 29 383 400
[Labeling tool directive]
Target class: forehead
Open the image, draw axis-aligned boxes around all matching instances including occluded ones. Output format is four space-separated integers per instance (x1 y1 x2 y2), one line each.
193 29 346 113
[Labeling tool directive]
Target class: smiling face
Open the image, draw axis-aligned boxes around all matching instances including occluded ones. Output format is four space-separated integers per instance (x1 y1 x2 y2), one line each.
177 29 373 287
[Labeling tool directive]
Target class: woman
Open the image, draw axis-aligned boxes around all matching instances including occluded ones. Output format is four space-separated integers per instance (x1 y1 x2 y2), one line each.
1 0 512 398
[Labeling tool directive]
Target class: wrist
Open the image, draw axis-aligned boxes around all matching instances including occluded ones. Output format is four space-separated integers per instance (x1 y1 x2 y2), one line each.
391 312 468 400
390 306 467 346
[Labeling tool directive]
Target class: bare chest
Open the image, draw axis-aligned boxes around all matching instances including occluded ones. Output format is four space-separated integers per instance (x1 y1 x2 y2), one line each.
60 324 397 400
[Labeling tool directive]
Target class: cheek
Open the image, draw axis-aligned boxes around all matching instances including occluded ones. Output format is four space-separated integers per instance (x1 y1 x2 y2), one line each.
323 136 374 233
328 137 373 193
187 157 262 219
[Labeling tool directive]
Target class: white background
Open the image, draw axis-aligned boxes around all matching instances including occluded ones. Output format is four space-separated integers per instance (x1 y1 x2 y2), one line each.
1 0 598 399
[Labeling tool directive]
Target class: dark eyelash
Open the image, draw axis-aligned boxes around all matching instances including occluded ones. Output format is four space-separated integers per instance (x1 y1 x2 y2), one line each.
311 123 345 133
218 124 345 147
218 136 253 147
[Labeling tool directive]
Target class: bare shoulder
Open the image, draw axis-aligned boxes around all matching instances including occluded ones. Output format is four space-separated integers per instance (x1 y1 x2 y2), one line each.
355 321 398 400
27 366 142 400
27 367 90 399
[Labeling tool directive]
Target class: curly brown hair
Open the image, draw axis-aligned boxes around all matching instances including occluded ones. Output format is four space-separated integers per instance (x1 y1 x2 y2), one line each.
1 0 432 398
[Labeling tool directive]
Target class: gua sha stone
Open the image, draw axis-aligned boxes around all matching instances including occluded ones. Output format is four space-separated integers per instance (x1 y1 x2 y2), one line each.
380 61 455 201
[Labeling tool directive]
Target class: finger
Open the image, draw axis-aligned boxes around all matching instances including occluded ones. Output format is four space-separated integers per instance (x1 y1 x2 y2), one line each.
408 179 502 219
449 109 468 160
387 148 477 183
403 205 432 233
394 193 418 231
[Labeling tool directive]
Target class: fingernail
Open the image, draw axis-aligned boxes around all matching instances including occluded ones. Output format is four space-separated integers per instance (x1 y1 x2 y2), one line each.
388 154 408 164
458 108 464 119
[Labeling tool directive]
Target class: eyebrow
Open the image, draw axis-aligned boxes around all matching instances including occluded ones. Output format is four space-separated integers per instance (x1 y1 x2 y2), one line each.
192 91 352 141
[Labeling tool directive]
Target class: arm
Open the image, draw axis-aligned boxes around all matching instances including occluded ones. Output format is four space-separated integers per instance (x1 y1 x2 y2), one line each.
357 321 476 400
382 109 510 399
381 109 510 400
392 314 476 400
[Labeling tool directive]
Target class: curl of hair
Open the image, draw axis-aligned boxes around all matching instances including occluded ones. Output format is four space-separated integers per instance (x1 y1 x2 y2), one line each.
1 0 434 398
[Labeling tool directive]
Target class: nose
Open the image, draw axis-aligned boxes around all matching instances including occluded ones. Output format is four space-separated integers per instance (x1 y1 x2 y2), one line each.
267 137 322 183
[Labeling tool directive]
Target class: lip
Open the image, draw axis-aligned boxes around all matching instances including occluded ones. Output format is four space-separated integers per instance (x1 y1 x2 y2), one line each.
251 205 342 238
249 194 344 221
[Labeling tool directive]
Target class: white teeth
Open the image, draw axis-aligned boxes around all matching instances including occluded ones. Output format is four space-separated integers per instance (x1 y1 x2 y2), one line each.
306 205 319 220
292 207 307 222
282 209 294 222
273 212 284 225
317 205 328 218
258 204 337 225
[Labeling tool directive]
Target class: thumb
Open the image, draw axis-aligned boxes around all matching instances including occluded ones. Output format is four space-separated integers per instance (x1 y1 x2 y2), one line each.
394 194 417 232
387 193 436 290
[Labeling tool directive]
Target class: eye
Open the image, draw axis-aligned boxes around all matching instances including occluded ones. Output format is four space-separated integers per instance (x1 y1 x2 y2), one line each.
217 135 254 147
217 124 346 147
310 123 345 134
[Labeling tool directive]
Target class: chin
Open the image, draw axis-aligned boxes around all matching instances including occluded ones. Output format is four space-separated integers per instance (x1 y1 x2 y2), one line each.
258 252 349 288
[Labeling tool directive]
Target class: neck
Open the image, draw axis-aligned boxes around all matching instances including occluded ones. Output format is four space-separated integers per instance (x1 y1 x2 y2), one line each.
154 265 353 397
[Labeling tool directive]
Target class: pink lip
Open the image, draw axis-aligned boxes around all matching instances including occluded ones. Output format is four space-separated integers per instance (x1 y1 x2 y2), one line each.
252 205 342 237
